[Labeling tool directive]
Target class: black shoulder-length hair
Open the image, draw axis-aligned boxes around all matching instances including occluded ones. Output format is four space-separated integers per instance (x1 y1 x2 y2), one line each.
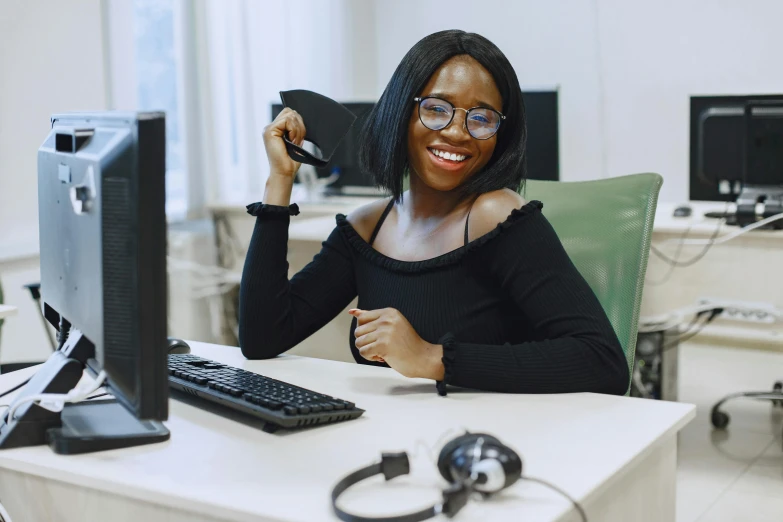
359 30 527 200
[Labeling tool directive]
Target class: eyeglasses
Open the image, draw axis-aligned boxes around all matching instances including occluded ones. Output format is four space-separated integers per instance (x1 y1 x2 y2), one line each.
414 96 505 140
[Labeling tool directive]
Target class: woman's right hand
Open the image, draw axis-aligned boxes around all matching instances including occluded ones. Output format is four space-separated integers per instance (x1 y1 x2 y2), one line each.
263 107 307 179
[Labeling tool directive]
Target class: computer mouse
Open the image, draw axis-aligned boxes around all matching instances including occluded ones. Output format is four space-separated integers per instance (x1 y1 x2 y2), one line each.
167 337 191 355
673 205 692 218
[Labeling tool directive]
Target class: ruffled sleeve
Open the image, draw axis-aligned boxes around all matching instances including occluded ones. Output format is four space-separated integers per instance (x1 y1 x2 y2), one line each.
246 202 300 217
435 332 458 396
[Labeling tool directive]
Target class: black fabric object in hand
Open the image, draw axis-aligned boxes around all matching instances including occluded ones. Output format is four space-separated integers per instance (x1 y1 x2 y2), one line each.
279 90 357 167
239 200 629 396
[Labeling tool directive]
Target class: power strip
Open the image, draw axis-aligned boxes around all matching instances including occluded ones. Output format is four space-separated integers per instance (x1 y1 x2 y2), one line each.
697 298 782 325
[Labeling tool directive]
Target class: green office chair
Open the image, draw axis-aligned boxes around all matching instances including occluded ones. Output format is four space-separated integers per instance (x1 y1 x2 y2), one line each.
523 173 663 394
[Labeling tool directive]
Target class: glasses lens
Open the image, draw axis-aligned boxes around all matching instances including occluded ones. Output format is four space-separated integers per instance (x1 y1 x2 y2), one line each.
466 108 501 139
419 98 453 131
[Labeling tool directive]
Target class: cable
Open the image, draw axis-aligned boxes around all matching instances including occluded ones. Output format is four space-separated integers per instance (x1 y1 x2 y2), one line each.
648 205 783 270
631 365 652 399
645 224 692 285
650 209 726 268
0 390 110 418
522 475 587 522
662 211 783 246
0 498 13 522
57 318 71 350
0 379 31 401
638 300 782 333
5 371 107 423
662 308 723 351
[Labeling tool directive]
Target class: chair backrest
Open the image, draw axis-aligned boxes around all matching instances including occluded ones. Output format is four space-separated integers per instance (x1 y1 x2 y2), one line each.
522 173 663 388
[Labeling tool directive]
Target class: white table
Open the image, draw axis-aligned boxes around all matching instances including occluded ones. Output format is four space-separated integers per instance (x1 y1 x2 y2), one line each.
0 306 17 320
0 341 694 522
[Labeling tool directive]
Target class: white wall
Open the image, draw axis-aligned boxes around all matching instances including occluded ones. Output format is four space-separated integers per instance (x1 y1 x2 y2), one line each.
597 0 783 202
371 0 783 203
0 0 107 364
373 0 604 189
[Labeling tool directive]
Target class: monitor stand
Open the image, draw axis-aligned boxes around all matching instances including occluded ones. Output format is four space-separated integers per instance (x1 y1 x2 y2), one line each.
0 330 169 454
735 184 783 229
704 185 783 229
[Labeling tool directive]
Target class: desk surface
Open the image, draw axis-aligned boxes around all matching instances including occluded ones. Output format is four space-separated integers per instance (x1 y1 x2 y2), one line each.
0 342 694 522
0 305 17 320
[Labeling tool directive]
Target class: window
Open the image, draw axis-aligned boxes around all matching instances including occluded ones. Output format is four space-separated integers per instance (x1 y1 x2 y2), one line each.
134 0 187 217
105 0 189 219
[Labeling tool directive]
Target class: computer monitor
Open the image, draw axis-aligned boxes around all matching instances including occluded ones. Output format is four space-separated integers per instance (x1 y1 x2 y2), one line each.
690 94 783 202
0 112 170 453
270 90 559 195
522 90 559 182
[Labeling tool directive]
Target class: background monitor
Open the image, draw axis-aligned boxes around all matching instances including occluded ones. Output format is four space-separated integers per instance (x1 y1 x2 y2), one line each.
522 90 559 182
690 94 783 202
39 112 169 421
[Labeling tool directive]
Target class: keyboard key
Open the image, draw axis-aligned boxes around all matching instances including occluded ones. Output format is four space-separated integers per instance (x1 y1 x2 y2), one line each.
321 403 334 411
298 405 311 414
267 400 283 410
283 406 297 415
310 405 323 413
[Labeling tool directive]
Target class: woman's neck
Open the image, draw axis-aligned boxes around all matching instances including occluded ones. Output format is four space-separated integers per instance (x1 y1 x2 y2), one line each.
402 173 472 221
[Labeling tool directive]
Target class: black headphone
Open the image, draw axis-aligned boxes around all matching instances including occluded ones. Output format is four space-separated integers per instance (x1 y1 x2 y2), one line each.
331 432 522 521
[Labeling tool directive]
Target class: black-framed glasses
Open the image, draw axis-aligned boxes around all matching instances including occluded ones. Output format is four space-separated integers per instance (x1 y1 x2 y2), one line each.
414 96 506 140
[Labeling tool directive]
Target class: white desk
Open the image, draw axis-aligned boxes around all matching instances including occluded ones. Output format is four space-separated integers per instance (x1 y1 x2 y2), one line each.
0 341 694 522
0 306 17 320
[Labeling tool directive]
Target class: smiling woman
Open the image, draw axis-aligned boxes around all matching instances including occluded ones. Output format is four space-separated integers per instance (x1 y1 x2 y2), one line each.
361 32 526 200
239 30 629 397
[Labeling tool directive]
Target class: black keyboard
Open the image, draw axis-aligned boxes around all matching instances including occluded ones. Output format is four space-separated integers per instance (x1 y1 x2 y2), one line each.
167 354 364 432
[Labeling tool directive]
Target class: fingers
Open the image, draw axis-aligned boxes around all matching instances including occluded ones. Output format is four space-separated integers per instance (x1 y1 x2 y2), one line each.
358 341 384 362
353 317 379 338
285 110 306 147
348 308 385 326
354 330 379 349
267 108 306 146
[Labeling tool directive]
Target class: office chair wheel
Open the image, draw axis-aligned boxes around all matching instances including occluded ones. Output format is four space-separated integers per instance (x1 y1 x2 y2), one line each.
711 409 730 430
773 381 783 408
710 390 783 430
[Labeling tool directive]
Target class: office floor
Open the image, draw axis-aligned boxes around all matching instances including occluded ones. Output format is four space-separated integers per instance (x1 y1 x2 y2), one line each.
676 343 783 522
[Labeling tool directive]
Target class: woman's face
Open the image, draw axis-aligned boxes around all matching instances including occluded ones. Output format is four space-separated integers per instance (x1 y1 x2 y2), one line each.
407 55 503 193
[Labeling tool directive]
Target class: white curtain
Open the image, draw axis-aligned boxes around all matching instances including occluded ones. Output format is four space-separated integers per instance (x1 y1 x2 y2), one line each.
194 0 374 205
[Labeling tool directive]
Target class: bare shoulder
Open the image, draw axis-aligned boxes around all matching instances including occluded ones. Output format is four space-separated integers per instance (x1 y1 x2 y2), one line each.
346 197 394 242
467 188 527 241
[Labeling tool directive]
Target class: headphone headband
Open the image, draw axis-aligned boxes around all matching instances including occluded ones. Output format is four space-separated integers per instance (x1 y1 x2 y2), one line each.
331 433 520 522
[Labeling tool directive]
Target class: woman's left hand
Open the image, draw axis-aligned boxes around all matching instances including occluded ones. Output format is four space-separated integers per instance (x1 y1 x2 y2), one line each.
349 308 444 380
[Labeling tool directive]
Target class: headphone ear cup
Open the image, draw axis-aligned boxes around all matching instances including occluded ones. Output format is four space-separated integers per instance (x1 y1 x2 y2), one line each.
437 433 504 482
